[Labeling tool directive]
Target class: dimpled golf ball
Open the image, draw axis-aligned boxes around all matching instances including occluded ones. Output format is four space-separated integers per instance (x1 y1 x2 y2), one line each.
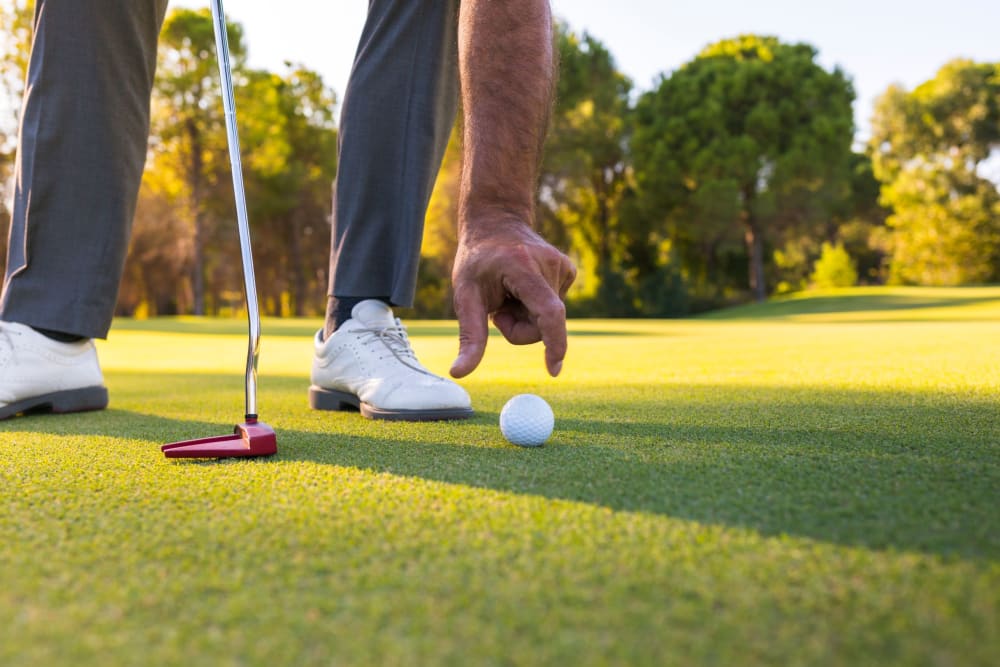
499 394 554 447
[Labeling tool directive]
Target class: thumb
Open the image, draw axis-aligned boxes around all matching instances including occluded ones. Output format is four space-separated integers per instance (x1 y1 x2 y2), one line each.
450 284 489 378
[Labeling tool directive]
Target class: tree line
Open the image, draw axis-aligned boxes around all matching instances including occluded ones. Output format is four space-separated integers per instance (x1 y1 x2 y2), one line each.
1 3 998 319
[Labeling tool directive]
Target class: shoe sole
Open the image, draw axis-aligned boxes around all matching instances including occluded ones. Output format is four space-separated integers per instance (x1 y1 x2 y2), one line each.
308 385 473 422
0 386 109 420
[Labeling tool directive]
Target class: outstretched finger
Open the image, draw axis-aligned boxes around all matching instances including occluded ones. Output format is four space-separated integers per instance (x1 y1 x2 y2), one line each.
450 283 490 378
504 271 568 377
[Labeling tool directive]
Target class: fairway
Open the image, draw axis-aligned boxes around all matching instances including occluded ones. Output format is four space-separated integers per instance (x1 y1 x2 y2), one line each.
1 287 998 666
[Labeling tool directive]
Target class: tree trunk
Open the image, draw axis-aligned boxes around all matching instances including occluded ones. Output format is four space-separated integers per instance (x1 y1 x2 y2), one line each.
743 218 766 302
740 183 767 302
593 173 612 271
191 210 205 315
290 211 306 317
704 237 719 294
187 119 206 316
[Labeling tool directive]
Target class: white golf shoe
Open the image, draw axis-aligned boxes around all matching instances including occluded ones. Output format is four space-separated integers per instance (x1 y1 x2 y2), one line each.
0 321 109 420
309 300 473 421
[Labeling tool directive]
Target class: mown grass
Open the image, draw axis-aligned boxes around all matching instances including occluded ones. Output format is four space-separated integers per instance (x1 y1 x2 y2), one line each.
1 286 998 666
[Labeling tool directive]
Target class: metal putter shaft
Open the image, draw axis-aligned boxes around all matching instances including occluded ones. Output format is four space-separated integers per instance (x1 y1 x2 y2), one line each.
162 0 276 459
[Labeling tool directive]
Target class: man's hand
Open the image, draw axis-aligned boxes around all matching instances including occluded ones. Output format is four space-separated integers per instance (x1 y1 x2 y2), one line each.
450 223 576 378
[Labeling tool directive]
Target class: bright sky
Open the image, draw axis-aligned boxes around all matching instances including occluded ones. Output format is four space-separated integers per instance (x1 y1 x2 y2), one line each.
108 1 1000 142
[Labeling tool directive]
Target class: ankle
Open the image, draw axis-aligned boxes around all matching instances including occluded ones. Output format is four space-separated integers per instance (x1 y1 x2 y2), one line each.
30 326 86 343
324 296 391 338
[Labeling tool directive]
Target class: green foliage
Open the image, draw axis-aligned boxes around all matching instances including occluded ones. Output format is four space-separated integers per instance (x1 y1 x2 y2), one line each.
127 9 337 317
567 267 637 317
1 9 994 320
836 153 890 284
884 165 999 285
415 124 463 318
237 67 338 316
631 34 856 302
772 151 889 293
144 8 237 315
810 241 858 288
636 262 690 316
566 262 690 318
412 255 457 319
540 23 694 318
870 59 1000 285
541 23 632 303
772 239 813 293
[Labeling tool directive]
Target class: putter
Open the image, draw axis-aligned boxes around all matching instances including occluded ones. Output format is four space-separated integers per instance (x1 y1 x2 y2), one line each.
162 0 277 458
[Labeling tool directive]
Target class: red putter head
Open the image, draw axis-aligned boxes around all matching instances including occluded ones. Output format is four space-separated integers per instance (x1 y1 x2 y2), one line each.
161 419 277 458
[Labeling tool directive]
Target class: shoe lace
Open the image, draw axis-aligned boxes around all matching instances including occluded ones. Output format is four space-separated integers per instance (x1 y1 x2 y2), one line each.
355 319 435 377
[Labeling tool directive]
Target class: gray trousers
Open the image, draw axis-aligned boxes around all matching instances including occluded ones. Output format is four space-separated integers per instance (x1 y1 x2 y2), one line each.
0 0 459 339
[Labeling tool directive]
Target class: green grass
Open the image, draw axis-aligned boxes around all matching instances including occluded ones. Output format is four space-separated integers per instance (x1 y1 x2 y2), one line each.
2 286 998 666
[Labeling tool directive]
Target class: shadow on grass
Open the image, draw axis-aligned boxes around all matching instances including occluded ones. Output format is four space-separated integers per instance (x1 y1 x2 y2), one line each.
108 318 650 338
109 318 322 338
702 289 1000 322
3 378 996 560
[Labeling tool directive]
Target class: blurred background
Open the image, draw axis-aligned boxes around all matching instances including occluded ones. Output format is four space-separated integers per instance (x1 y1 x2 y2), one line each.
1 0 998 318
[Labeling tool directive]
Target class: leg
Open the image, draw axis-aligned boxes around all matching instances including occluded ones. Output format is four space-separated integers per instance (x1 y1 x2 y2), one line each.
0 0 167 420
325 0 460 337
0 0 168 340
311 0 471 421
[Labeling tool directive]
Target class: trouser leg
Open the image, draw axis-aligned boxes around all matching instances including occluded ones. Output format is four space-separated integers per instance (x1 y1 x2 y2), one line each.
328 0 460 308
0 0 168 339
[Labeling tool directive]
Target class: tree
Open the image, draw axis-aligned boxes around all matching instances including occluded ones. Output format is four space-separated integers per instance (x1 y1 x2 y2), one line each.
631 35 856 302
236 66 338 316
149 8 243 315
869 60 1000 285
836 152 890 285
135 60 339 317
810 241 857 288
539 23 632 308
416 24 637 318
117 180 194 316
771 150 889 292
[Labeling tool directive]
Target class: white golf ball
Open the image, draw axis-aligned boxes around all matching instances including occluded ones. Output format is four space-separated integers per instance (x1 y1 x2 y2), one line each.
499 394 554 447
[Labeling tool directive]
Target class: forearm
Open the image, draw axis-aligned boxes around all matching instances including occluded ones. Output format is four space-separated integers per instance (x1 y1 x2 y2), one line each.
457 0 555 236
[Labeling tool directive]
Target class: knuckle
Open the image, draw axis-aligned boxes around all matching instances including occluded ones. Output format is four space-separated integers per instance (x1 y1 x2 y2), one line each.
544 289 566 314
565 256 578 279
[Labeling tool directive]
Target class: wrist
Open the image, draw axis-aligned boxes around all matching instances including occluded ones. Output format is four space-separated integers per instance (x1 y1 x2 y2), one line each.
458 200 535 241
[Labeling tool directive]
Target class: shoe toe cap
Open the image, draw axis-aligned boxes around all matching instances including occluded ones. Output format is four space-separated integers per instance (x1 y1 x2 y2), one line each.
376 376 471 411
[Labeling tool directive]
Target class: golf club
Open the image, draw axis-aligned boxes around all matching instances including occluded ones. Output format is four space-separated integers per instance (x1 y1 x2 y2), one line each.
162 0 277 458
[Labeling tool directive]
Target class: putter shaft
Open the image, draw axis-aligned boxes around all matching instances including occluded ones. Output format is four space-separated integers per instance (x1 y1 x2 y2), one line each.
210 0 260 419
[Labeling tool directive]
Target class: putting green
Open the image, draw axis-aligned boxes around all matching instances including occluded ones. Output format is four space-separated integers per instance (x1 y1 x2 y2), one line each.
1 287 998 666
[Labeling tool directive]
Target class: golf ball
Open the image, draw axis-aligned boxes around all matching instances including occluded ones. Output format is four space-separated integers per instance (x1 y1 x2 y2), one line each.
499 394 554 447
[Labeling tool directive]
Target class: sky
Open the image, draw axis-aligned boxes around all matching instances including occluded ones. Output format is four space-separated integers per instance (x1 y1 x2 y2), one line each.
0 2 996 141
171 0 1000 143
